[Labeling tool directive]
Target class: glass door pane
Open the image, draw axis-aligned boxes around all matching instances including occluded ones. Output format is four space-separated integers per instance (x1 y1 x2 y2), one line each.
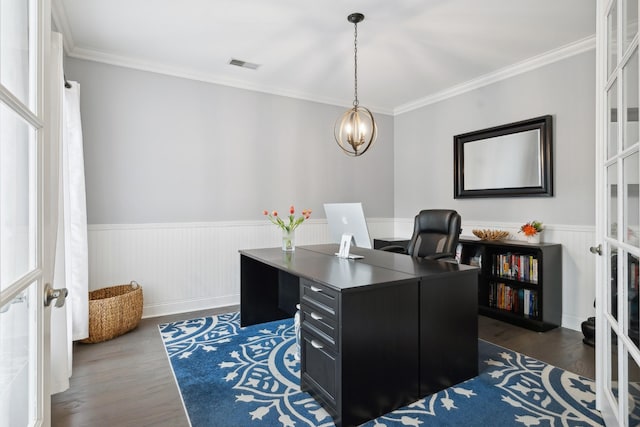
625 353 640 426
624 153 639 246
613 249 622 323
610 81 620 158
629 351 640 425
610 1 620 77
610 163 620 240
625 0 638 52
0 102 36 291
628 253 640 345
610 326 621 406
0 283 37 426
623 49 638 150
0 0 33 108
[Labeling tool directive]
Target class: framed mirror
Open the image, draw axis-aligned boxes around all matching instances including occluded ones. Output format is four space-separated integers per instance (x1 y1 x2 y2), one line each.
454 115 553 198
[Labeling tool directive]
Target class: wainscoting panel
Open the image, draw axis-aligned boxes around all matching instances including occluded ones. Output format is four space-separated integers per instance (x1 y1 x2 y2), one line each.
395 219 596 331
87 219 394 318
88 218 593 331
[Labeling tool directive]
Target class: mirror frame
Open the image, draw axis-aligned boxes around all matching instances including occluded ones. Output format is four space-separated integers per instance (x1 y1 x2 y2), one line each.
454 115 553 198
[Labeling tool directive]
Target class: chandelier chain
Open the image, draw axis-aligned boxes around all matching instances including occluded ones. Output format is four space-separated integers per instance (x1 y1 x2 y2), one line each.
353 21 359 107
334 13 376 156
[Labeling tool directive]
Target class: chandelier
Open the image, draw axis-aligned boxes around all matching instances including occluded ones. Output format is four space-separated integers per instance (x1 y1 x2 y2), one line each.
334 13 377 157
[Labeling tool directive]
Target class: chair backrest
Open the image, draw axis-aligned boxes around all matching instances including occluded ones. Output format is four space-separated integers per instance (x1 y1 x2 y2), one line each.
407 209 461 259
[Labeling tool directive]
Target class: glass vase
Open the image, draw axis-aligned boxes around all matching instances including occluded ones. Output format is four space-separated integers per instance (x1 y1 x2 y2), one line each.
282 229 296 251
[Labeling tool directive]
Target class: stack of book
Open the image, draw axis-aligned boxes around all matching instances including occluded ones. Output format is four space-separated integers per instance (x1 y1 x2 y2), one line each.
488 282 539 318
493 252 538 283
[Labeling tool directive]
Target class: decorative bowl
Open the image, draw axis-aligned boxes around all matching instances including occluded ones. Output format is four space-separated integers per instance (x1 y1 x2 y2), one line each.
472 229 510 241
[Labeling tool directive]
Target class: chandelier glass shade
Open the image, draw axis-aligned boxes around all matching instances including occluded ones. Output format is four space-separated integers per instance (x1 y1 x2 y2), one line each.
334 106 377 156
334 13 377 157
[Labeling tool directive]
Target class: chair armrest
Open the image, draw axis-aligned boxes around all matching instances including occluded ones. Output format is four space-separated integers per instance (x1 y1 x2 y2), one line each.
378 245 408 254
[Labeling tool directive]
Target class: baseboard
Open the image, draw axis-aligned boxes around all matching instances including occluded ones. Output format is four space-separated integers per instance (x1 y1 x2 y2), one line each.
142 294 239 319
562 313 591 333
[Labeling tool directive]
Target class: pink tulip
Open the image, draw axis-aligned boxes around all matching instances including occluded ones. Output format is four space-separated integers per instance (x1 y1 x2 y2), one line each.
263 210 268 216
290 206 295 215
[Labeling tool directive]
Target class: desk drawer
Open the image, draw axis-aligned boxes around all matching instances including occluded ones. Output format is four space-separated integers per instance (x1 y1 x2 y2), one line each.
300 305 338 349
301 328 338 409
300 279 338 316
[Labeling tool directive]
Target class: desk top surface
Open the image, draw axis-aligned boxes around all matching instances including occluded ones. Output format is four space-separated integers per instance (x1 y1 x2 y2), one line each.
239 244 477 291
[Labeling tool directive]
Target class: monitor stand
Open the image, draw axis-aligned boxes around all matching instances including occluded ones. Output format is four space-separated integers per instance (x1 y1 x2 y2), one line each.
335 233 364 260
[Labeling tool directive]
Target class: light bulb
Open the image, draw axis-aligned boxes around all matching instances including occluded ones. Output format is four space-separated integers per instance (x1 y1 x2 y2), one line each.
359 123 366 138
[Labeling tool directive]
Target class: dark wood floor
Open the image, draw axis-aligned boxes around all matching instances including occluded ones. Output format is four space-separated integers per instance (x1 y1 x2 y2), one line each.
51 307 595 427
478 315 595 379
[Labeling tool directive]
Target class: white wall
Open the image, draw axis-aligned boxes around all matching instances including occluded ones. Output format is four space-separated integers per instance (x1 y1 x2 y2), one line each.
394 50 596 330
65 58 395 224
394 50 595 224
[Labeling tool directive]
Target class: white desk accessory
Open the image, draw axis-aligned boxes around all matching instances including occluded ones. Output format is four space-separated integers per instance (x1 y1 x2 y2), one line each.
336 233 364 259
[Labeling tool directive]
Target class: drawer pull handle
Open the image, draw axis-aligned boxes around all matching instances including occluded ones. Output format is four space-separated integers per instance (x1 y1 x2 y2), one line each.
310 312 323 321
310 339 324 349
310 285 322 292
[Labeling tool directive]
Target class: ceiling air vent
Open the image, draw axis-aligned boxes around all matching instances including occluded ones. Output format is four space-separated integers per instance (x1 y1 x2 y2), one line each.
229 59 260 70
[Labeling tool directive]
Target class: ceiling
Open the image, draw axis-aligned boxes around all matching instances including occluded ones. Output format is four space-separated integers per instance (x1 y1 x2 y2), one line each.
52 0 596 115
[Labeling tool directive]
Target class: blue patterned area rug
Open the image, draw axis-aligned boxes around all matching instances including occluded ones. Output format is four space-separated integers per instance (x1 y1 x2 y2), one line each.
159 312 604 427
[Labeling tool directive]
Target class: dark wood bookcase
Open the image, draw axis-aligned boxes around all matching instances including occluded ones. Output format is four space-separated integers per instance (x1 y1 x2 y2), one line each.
458 238 562 331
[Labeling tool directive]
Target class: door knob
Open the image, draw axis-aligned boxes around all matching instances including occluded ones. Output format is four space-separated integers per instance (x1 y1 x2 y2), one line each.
44 283 68 307
590 244 602 256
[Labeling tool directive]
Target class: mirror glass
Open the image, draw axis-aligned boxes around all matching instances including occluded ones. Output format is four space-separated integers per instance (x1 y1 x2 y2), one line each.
464 130 541 190
454 115 553 198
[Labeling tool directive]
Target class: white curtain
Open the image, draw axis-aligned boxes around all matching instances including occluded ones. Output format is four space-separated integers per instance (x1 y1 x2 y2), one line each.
50 32 89 395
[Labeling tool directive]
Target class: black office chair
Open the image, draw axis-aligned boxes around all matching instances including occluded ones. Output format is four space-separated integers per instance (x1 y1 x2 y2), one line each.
382 209 461 260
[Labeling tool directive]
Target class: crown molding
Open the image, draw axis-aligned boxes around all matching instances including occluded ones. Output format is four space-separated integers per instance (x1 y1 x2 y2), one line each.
52 0 593 119
65 47 395 115
48 2 397 112
68 35 595 118
393 35 596 115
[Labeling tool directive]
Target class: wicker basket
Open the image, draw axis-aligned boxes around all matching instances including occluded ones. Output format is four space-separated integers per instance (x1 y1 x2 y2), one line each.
80 281 143 344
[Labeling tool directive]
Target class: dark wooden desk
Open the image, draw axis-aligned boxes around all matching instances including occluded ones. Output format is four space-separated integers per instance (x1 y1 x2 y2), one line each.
239 244 478 427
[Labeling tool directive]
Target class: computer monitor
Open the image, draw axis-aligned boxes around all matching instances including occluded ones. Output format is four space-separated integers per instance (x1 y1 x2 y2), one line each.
324 203 372 249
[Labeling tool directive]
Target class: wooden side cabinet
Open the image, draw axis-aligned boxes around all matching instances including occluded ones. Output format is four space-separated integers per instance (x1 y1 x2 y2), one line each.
458 238 562 331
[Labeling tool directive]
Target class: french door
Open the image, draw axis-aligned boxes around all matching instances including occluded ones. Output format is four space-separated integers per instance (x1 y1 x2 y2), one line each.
597 0 640 425
0 0 55 425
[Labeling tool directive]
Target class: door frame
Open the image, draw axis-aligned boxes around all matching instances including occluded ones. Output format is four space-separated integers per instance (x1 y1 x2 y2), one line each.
0 0 55 425
595 0 640 425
